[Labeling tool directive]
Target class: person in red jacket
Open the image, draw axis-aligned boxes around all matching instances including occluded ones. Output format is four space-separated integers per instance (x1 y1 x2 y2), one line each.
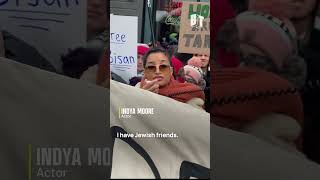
171 56 184 82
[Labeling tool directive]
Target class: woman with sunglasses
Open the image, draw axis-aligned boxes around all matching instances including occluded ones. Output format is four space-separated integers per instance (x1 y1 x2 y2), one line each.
137 47 205 109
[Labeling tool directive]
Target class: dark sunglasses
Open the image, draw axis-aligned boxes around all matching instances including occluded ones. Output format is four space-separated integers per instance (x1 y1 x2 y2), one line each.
145 64 171 73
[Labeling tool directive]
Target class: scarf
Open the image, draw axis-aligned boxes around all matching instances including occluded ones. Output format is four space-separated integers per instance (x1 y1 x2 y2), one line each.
96 49 109 87
140 76 205 103
211 67 304 149
211 67 304 130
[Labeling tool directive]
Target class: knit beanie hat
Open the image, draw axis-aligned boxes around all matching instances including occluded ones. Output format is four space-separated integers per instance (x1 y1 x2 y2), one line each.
137 45 149 55
235 11 298 69
171 56 184 82
216 11 307 88
183 57 204 84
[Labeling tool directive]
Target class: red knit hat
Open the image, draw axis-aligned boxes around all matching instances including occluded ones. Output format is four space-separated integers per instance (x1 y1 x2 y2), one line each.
171 56 184 83
235 11 298 69
137 45 149 55
183 57 204 84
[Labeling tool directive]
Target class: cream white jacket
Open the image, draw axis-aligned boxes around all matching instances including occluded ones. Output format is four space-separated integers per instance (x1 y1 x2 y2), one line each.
2 58 319 179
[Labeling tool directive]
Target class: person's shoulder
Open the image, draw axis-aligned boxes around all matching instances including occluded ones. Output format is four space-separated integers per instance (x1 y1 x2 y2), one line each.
186 98 205 110
80 64 98 84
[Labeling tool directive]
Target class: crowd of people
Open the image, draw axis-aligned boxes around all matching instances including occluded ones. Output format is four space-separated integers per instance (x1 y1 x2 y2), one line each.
1 0 320 178
1 0 210 112
108 43 211 112
212 0 320 163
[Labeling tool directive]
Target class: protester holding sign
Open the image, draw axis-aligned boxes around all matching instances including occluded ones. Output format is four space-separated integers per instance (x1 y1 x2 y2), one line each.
137 47 205 109
0 0 87 72
178 1 210 56
110 15 138 83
